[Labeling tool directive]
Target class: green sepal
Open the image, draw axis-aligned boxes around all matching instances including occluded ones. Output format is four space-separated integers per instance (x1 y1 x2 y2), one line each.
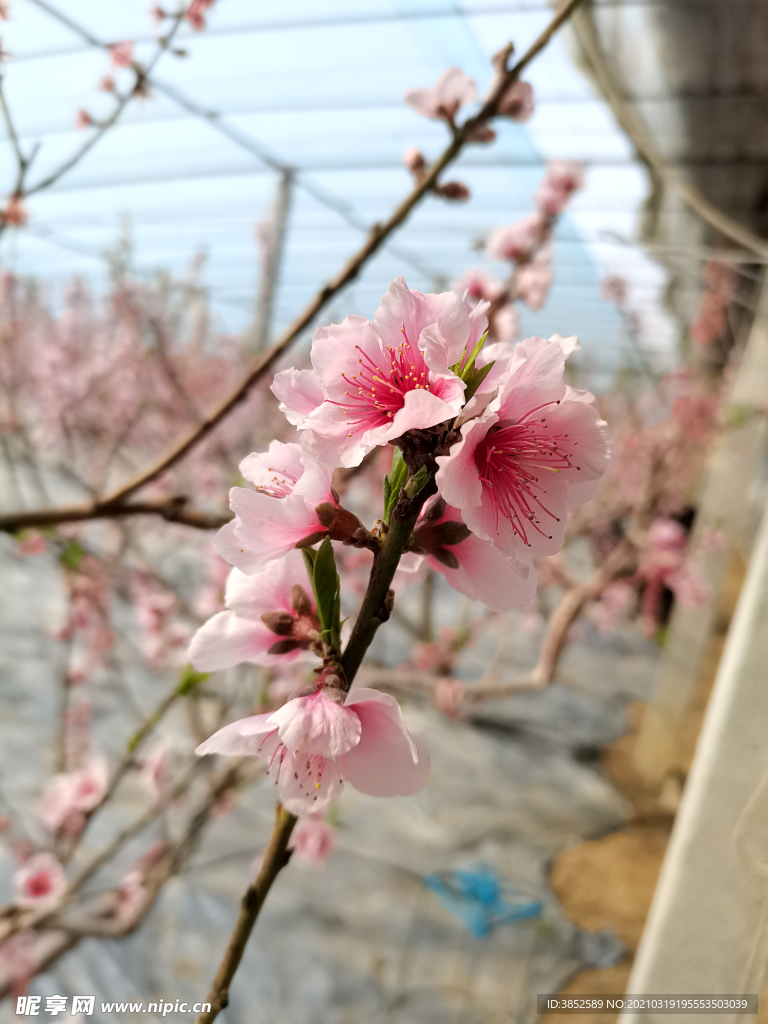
404 465 432 500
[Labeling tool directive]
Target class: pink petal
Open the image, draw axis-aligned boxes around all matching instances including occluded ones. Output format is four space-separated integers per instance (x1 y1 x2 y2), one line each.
215 519 270 574
435 412 494 510
239 440 304 494
270 368 324 427
272 751 345 815
195 713 277 757
269 690 362 758
494 336 566 420
373 276 469 370
224 549 311 619
188 611 284 671
425 506 538 610
343 689 430 797
229 488 324 569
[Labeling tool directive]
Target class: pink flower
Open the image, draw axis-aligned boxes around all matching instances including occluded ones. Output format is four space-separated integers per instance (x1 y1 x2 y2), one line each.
215 441 335 573
14 854 67 908
599 275 627 307
434 677 464 719
16 532 48 557
189 549 320 671
185 0 215 30
533 160 585 217
196 676 429 815
139 744 170 800
436 336 609 559
498 80 535 122
0 4 9 20
98 74 115 92
410 496 538 610
37 754 109 834
514 249 553 310
492 304 519 345
290 817 336 865
300 277 474 468
452 268 505 305
486 212 546 263
108 40 134 68
2 193 27 226
404 66 477 123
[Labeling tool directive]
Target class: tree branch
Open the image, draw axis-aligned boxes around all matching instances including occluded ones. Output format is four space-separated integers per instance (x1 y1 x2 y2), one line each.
0 495 230 534
1 0 587 532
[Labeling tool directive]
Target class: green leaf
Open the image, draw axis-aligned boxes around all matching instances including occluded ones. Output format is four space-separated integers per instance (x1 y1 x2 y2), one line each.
459 329 489 381
176 663 211 696
310 536 341 644
462 360 495 403
58 539 86 572
301 547 318 580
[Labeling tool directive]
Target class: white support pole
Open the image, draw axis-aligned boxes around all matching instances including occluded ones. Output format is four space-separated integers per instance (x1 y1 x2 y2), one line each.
621 494 768 1021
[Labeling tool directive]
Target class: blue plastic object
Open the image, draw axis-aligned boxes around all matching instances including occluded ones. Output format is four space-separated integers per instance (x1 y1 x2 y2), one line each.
424 865 543 938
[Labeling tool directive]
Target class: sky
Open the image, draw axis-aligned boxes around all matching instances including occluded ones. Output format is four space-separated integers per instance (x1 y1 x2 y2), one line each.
0 0 678 383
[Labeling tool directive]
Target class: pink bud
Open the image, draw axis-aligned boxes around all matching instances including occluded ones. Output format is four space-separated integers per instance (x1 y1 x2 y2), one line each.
108 40 134 68
74 108 93 130
402 146 425 175
498 80 535 122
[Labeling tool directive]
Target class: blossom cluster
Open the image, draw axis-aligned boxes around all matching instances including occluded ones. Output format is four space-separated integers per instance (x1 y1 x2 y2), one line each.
191 275 609 816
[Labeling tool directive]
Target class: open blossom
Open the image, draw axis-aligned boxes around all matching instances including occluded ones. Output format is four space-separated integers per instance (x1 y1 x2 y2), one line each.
298 277 476 468
452 268 505 305
290 817 337 865
498 80 535 122
14 854 67 908
215 440 337 573
108 40 134 68
409 496 537 610
189 549 320 671
37 754 109 834
404 66 477 122
436 336 609 559
197 674 429 815
486 212 546 263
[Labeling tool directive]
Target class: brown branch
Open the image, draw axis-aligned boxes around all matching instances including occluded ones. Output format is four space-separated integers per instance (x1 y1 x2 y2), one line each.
194 805 297 1024
3 0 586 534
0 495 230 533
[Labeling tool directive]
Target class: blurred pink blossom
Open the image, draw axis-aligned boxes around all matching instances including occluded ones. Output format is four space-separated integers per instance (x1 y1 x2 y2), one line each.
434 677 465 719
16 532 48 557
14 853 67 908
486 212 546 262
514 249 553 310
1 194 27 226
404 66 477 122
452 268 505 305
108 40 134 68
139 744 170 800
185 0 215 30
98 74 115 92
498 80 534 122
591 581 635 634
290 817 337 865
37 754 109 835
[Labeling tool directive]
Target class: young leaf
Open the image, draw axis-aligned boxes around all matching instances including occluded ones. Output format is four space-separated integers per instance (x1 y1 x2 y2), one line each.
383 449 409 525
311 536 340 639
462 360 495 403
176 663 211 696
459 329 489 382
